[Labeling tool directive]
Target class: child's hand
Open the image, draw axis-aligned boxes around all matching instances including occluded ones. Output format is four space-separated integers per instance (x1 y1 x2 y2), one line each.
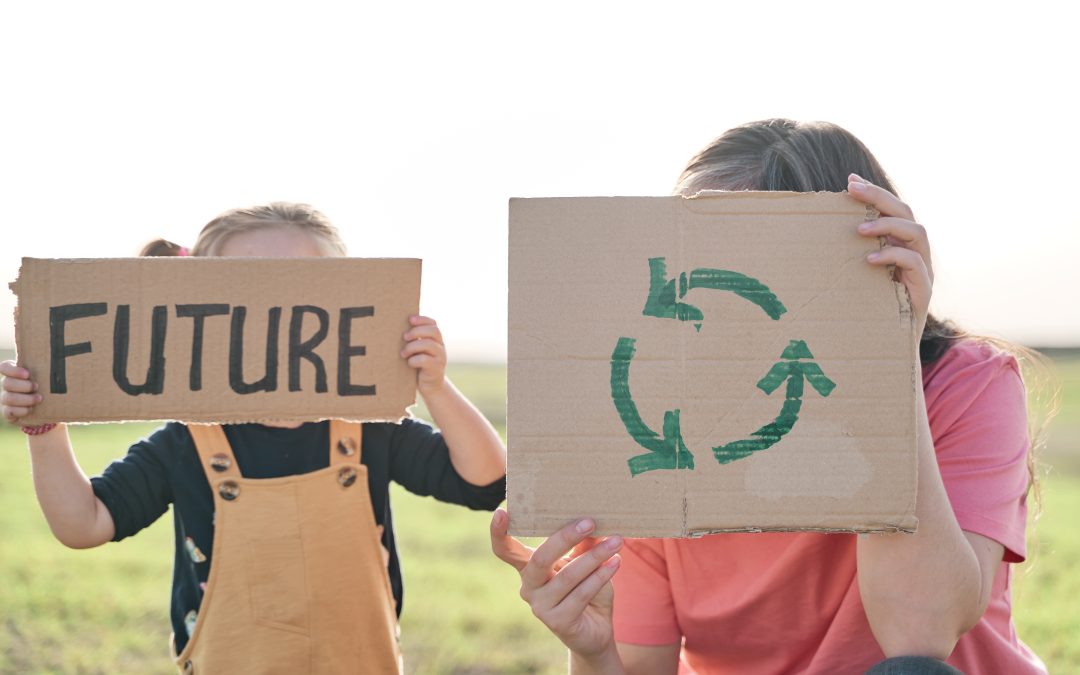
402 315 447 395
1 360 43 424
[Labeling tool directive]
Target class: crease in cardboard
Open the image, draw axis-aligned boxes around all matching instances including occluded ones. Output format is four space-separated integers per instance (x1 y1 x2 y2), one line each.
693 393 745 450
678 207 689 537
782 251 868 322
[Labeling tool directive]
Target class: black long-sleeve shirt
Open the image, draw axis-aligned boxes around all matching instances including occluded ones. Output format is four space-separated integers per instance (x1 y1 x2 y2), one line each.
90 419 506 654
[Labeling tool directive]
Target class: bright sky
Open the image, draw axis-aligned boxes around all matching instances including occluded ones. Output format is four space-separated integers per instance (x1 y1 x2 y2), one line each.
3 2 1077 361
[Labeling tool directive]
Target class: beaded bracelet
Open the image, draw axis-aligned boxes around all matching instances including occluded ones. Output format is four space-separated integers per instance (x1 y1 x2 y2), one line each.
21 423 57 436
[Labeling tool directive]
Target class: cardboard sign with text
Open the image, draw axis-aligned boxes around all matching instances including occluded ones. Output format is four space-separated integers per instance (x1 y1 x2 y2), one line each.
508 193 917 537
11 257 421 424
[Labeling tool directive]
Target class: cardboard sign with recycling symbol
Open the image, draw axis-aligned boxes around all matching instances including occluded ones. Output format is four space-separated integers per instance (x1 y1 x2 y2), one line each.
509 193 917 538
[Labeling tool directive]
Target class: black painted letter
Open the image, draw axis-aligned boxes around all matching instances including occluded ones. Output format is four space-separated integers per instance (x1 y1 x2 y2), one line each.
337 306 376 396
288 305 329 393
49 303 108 394
113 305 168 395
176 304 230 391
229 306 282 394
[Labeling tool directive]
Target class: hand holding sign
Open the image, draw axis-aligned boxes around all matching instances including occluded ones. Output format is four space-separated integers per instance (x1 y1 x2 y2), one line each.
401 315 448 394
849 173 933 336
1 361 42 424
489 509 622 662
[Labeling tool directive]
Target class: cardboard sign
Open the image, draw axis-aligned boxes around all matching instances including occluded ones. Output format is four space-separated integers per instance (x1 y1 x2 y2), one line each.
11 257 421 424
508 193 918 537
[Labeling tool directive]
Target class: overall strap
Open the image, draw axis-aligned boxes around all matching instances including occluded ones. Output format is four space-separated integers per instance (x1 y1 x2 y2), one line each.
329 420 364 467
187 424 242 479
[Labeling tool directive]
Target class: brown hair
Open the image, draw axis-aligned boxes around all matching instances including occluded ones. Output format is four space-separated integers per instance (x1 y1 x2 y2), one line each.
190 202 347 257
677 119 1056 512
677 118 893 196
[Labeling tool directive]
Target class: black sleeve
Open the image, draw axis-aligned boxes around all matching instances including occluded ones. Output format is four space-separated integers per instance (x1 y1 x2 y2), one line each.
387 417 505 511
90 422 181 541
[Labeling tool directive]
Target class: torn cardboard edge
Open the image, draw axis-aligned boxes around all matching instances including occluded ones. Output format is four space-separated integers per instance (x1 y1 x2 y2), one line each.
686 522 918 536
12 257 422 425
507 192 919 537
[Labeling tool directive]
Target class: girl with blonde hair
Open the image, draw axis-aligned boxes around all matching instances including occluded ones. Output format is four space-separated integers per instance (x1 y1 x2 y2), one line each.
3 202 507 674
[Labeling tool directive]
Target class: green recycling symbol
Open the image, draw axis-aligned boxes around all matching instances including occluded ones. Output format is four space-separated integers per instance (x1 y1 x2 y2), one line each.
610 257 837 477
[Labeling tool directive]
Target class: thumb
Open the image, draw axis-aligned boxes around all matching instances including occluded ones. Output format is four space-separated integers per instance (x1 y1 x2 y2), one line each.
490 508 534 571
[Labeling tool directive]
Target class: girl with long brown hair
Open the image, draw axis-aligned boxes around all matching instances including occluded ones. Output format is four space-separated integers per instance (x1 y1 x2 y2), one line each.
492 119 1046 674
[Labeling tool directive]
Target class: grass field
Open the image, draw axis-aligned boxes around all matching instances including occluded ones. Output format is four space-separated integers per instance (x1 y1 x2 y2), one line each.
1 357 1078 674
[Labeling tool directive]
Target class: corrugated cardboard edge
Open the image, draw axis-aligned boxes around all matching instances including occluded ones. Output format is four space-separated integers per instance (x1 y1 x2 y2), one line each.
46 414 413 426
857 199 921 537
511 520 919 538
10 261 26 395
178 413 414 427
870 196 918 536
688 523 917 536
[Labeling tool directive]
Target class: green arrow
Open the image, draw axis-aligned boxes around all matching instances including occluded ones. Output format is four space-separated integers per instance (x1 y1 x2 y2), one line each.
642 257 787 331
712 340 836 464
610 337 696 476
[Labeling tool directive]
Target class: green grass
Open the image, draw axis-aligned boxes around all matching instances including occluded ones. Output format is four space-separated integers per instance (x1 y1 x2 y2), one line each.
0 364 564 675
1040 353 1080 474
1015 475 1080 669
2 359 1078 674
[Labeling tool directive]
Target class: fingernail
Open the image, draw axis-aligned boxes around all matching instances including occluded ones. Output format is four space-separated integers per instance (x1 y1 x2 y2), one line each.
32 382 38 392
857 222 871 232
605 553 622 569
492 510 506 527
867 252 881 262
36 394 43 403
604 535 623 550
849 182 866 192
576 518 594 534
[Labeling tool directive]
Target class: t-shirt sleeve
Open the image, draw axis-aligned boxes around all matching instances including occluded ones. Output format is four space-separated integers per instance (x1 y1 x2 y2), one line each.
387 417 505 510
611 538 682 645
925 342 1031 563
90 423 179 541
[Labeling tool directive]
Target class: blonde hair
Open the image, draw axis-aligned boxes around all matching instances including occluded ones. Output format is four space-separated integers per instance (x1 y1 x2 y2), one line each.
190 202 347 257
139 238 187 257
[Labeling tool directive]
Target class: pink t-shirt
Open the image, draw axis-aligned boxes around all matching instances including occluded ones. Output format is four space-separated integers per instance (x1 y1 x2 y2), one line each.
610 340 1046 674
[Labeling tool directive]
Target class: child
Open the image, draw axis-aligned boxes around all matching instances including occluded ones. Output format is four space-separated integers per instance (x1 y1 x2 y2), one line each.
2 202 507 674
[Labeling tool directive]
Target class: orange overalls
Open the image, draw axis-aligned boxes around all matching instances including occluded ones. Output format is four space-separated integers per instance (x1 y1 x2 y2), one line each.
172 421 402 674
